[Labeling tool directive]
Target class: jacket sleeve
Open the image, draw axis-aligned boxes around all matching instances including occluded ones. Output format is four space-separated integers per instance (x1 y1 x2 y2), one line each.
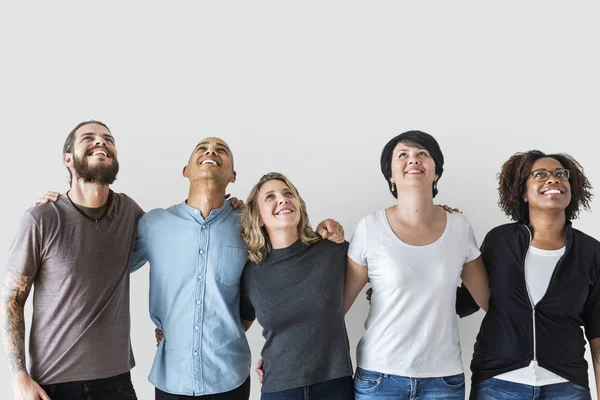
456 283 480 317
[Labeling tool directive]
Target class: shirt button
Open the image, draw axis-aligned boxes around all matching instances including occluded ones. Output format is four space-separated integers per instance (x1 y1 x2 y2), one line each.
195 325 199 330
194 351 199 356
202 225 206 229
196 300 201 305
198 275 203 280
195 210 198 214
199 249 204 254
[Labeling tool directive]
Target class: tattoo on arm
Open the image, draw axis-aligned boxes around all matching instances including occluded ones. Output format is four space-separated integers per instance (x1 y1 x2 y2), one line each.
0 271 34 374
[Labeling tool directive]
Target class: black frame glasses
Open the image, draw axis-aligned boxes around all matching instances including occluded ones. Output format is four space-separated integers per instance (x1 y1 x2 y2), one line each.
529 168 570 182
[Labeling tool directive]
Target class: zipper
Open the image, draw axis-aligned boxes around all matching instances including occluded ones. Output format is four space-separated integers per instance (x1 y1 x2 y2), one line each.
523 225 537 361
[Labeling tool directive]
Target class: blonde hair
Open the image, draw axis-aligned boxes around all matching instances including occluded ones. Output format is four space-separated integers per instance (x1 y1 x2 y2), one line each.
241 172 320 264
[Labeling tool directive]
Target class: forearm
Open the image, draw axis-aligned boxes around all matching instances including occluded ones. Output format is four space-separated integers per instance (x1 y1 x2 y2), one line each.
591 338 600 398
1 271 33 375
344 259 368 313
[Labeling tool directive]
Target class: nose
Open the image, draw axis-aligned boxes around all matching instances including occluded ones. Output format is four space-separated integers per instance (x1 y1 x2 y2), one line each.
277 195 289 205
94 136 107 146
546 175 560 185
204 147 217 155
408 155 421 164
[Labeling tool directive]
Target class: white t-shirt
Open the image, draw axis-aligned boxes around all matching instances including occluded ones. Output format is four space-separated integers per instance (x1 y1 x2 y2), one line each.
496 246 568 386
348 209 480 377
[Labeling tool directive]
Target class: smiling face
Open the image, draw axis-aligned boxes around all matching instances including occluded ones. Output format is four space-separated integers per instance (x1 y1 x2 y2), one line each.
64 123 119 185
257 179 301 232
183 137 236 186
390 142 438 193
524 157 572 214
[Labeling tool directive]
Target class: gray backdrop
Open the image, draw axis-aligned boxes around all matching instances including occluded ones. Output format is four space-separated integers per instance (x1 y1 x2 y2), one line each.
1 3 599 399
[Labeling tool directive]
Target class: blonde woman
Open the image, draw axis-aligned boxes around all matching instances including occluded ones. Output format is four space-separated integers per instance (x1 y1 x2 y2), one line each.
240 172 353 400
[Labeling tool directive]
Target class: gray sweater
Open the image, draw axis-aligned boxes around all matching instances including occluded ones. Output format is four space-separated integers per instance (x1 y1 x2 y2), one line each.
241 239 353 393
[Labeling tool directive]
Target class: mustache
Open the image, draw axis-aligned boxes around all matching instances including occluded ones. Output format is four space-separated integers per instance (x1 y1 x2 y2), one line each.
87 145 115 158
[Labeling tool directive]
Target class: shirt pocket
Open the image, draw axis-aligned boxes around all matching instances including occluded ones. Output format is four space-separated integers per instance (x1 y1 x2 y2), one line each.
216 245 246 287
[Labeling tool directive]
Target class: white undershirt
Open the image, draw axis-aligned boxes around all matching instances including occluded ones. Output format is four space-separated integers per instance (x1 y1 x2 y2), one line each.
496 245 568 386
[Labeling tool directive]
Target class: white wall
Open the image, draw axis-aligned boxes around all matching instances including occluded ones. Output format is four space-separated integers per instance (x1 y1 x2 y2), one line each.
1 2 599 399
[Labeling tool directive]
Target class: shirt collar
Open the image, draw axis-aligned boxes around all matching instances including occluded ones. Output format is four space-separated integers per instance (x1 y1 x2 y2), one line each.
178 199 231 224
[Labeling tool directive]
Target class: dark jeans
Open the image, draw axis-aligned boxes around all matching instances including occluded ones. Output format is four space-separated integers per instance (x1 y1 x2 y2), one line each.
354 367 465 399
469 378 592 400
41 372 136 400
261 376 353 400
155 376 250 400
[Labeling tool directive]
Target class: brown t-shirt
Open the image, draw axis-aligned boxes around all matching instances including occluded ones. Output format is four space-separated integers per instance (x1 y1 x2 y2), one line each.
5 192 143 384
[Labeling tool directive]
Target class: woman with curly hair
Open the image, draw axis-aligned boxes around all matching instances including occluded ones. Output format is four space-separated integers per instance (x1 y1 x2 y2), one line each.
469 150 599 400
240 172 353 400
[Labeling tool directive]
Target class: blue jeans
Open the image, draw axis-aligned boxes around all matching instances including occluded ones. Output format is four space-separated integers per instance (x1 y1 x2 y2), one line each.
354 367 465 399
261 376 353 400
469 378 591 400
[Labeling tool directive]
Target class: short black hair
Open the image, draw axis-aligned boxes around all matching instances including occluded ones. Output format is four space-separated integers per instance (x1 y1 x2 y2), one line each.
380 130 444 198
63 120 111 184
498 150 593 222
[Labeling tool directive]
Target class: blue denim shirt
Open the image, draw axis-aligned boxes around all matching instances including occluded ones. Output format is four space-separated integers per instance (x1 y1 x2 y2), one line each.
131 200 251 396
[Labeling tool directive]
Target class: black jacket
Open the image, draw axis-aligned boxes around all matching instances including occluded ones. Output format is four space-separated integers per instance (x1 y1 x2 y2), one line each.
464 222 600 388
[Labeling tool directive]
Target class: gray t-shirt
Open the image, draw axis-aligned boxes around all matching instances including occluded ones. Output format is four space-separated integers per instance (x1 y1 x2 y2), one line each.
5 192 143 384
241 239 353 393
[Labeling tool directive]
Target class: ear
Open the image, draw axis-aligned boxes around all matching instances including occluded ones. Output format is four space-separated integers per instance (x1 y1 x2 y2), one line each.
182 165 188 178
229 170 237 184
63 152 73 168
434 175 439 182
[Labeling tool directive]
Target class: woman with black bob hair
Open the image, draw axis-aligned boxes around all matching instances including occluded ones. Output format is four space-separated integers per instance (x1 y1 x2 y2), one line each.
345 130 490 399
469 150 600 399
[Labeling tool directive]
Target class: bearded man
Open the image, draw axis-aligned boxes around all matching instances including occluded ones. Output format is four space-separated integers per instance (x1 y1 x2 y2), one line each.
1 120 143 400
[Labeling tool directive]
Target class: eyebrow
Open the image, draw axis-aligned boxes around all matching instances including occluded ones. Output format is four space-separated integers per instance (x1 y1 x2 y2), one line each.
263 188 291 196
79 132 114 141
195 141 230 152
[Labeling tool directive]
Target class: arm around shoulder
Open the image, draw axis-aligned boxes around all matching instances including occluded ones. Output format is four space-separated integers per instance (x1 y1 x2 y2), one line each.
460 256 490 312
344 256 368 313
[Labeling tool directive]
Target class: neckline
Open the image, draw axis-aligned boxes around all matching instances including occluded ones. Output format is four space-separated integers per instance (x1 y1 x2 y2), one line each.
381 208 450 248
267 239 307 262
528 245 566 256
66 190 112 230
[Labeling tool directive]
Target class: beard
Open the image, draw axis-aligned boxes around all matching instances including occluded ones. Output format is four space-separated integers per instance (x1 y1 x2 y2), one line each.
73 151 119 185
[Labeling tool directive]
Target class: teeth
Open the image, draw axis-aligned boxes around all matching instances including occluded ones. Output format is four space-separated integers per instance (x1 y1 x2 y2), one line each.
544 189 562 194
277 209 292 215
201 159 218 166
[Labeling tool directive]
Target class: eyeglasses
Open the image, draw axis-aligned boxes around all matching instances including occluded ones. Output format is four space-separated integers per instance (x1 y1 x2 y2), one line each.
529 168 570 182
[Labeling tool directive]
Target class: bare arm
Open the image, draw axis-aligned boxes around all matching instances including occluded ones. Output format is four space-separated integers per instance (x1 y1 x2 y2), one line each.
344 257 369 313
591 337 600 398
1 271 50 399
1 271 33 374
460 256 490 312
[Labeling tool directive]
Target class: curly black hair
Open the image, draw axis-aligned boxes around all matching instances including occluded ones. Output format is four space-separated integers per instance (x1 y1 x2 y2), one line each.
498 150 593 222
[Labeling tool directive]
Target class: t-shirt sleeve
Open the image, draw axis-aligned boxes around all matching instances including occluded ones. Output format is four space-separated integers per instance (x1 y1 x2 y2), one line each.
240 268 256 322
584 253 600 339
347 218 368 267
130 214 149 273
463 216 481 263
5 211 43 278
